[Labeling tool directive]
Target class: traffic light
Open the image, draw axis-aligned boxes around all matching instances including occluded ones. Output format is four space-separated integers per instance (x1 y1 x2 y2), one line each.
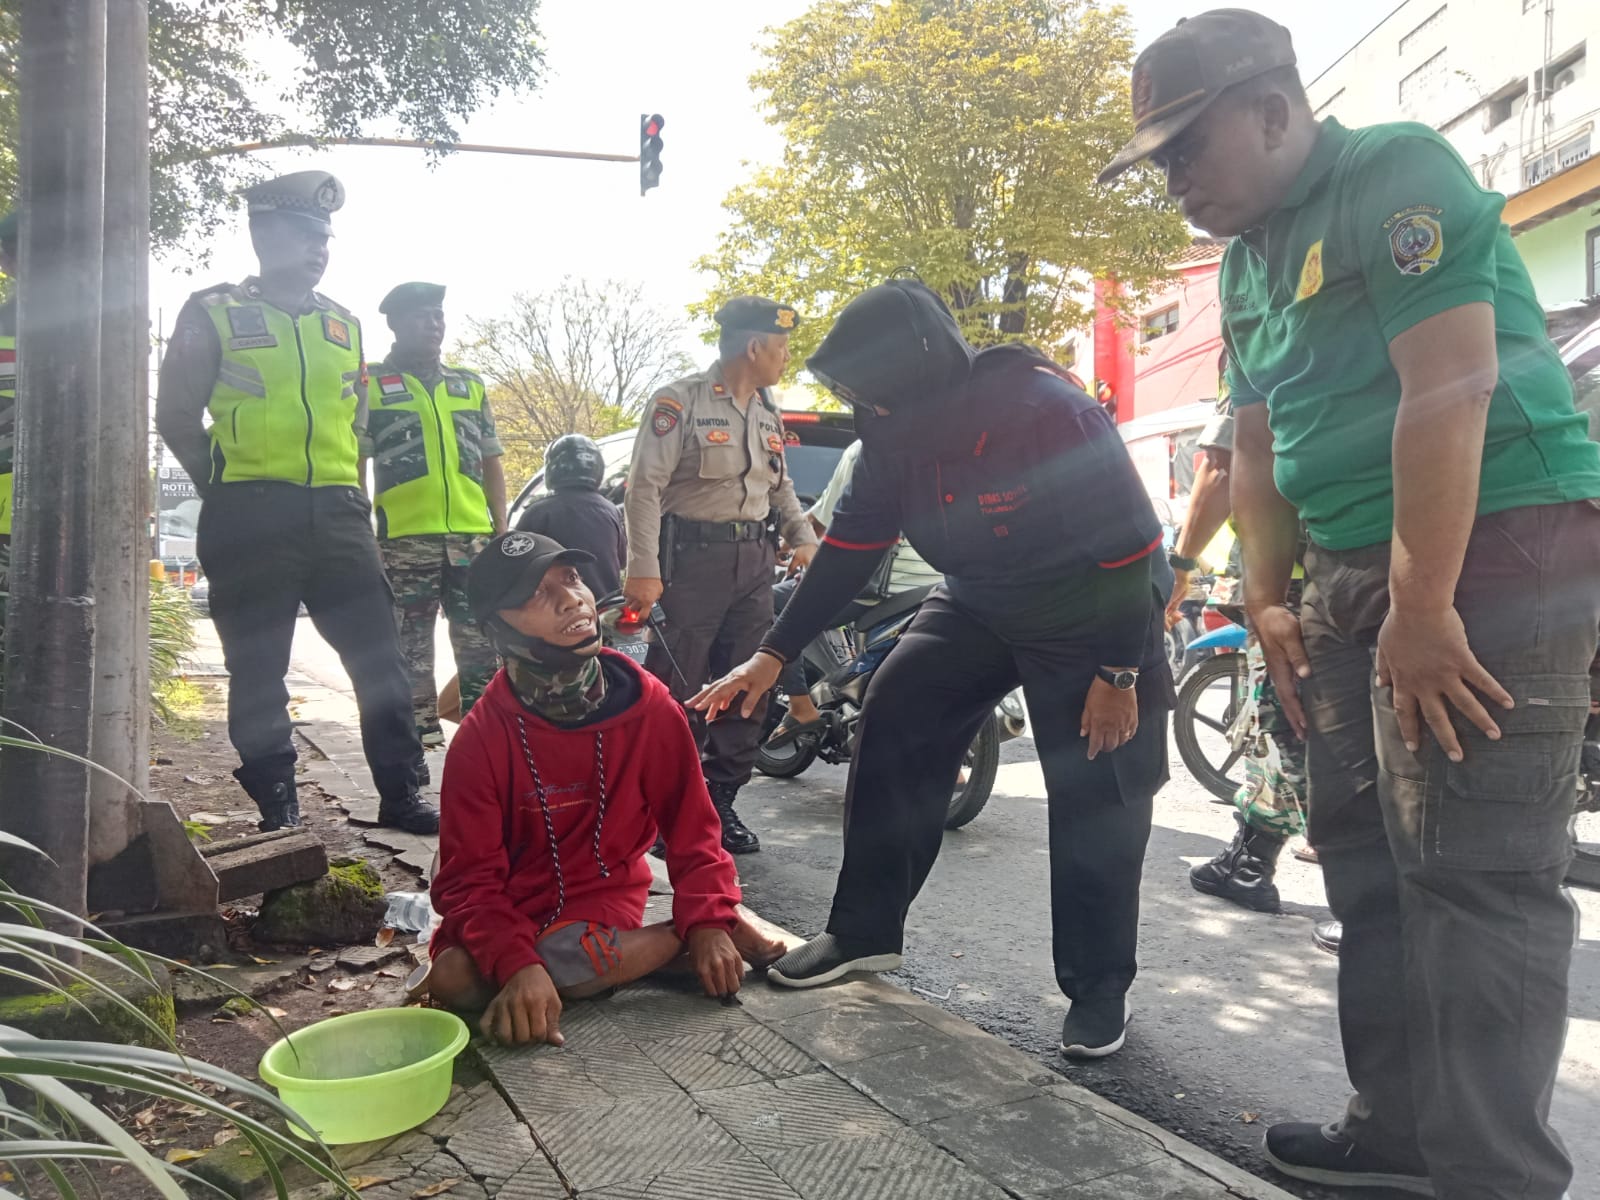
640 113 664 196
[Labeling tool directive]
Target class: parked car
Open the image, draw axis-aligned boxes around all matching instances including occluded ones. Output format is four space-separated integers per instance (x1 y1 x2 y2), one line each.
507 409 859 526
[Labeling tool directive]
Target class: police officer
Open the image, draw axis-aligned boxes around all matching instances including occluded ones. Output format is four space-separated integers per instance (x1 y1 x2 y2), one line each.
369 282 505 750
694 281 1171 1059
622 297 819 853
516 434 626 598
155 172 437 834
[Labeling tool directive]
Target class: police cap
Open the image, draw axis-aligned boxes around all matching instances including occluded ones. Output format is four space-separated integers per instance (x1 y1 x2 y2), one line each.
468 531 597 623
379 282 446 318
240 170 346 235
713 296 800 335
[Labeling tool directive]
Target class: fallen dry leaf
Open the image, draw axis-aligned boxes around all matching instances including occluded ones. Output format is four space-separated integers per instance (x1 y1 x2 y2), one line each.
249 955 280 966
411 1179 461 1198
237 1148 255 1158
164 1148 206 1165
188 811 230 825
213 1129 241 1147
264 1006 288 1019
133 1106 160 1128
950 951 964 959
375 928 396 948
347 1176 398 1192
376 968 400 978
1240 1111 1260 1124
328 977 358 992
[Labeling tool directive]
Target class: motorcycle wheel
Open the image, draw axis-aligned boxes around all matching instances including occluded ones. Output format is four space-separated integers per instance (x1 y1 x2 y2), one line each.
755 693 820 779
945 714 1000 830
1174 652 1250 803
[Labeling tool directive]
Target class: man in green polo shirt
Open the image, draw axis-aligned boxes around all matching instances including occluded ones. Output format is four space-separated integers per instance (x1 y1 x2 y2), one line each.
1105 10 1600 1199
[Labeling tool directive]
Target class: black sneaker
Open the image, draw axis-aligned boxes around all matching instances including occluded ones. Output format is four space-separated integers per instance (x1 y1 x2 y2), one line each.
1313 920 1342 955
378 792 441 835
767 932 902 989
1264 1122 1433 1195
1059 996 1130 1058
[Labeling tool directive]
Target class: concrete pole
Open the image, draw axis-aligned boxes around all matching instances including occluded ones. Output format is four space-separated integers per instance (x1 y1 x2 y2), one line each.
0 0 107 919
88 0 150 867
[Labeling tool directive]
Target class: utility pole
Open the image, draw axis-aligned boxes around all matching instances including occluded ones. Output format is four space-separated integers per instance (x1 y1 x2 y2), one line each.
1 0 108 923
88 0 150 869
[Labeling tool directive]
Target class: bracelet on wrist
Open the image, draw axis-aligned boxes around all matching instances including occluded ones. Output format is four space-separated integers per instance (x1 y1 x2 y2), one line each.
1168 552 1198 572
755 646 788 666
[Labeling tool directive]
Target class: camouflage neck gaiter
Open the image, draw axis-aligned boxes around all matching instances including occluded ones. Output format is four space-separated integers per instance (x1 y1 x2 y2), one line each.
504 651 606 724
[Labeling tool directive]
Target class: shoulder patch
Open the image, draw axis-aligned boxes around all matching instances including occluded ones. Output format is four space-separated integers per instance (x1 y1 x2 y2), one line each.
313 292 356 320
651 396 681 436
1383 206 1444 276
193 282 242 307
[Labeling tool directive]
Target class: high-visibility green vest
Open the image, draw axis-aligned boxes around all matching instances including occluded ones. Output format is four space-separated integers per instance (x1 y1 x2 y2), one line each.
197 284 364 487
0 330 14 536
367 364 494 539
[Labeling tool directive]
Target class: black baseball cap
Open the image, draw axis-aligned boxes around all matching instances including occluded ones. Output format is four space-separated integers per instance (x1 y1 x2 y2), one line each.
1098 9 1297 184
467 531 596 622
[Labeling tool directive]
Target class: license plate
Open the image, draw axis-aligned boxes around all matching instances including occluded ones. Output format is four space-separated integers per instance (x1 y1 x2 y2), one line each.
615 640 650 664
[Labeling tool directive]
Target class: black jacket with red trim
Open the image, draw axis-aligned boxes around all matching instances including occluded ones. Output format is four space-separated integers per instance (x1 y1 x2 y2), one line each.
765 343 1166 667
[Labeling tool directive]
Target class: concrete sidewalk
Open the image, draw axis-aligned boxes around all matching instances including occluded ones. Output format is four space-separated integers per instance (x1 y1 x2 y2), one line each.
290 957 1295 1200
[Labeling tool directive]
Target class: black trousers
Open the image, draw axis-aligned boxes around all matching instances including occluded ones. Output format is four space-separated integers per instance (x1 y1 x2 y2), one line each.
648 538 776 790
1302 500 1600 1200
825 589 1169 1001
197 482 422 805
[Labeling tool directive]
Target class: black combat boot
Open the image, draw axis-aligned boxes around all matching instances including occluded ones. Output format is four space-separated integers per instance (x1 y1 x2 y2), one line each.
242 776 300 832
1189 813 1286 913
708 783 760 854
378 790 440 835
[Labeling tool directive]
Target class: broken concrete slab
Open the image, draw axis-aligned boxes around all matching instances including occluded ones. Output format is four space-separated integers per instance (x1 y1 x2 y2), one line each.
335 943 409 972
203 828 329 902
170 955 311 1010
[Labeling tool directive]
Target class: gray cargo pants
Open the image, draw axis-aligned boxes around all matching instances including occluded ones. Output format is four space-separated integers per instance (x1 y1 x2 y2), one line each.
1301 499 1600 1200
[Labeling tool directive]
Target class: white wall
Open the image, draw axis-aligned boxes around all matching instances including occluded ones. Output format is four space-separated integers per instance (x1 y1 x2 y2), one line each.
1307 0 1597 199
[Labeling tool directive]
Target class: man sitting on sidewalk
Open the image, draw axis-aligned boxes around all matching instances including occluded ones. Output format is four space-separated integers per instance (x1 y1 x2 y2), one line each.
426 531 784 1046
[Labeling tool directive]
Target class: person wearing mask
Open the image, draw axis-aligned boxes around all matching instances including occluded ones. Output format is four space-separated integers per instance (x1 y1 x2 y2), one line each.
155 172 436 834
693 280 1172 1060
1103 11 1600 1194
516 434 627 599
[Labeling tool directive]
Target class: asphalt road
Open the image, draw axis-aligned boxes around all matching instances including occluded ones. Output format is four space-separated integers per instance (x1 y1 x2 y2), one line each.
281 617 1600 1198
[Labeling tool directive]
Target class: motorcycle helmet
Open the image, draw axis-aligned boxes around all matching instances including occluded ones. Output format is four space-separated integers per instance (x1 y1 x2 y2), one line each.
544 433 605 491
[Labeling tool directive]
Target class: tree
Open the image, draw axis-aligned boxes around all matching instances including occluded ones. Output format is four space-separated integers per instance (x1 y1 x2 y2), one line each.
0 0 546 257
694 0 1187 368
463 279 694 487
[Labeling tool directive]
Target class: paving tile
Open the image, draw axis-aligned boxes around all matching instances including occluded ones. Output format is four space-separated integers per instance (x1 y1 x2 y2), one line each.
737 977 885 1024
585 1153 801 1199
926 1094 1165 1195
772 995 941 1065
495 1154 571 1200
837 1038 1042 1124
333 1151 488 1200
763 1129 1011 1200
602 980 764 1043
642 1023 815 1091
446 1119 540 1186
480 1039 679 1119
1039 1154 1239 1199
695 1071 904 1155
529 1091 746 1193
422 1079 519 1139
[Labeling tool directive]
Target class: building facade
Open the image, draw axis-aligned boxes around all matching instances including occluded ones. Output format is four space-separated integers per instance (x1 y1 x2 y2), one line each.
1308 0 1598 306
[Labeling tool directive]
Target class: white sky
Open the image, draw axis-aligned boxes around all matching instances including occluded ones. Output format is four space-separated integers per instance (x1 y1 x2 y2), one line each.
149 0 1405 365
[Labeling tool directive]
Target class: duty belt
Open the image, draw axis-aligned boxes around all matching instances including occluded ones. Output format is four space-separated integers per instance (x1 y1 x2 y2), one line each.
671 518 767 544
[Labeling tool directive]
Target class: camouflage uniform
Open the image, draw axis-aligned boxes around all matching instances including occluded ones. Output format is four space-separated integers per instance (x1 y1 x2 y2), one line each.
379 533 499 743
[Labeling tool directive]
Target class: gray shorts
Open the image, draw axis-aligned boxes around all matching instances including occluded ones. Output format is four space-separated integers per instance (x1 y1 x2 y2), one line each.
538 920 623 990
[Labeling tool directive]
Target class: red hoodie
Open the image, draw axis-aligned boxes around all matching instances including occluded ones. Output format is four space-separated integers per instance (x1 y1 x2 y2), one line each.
431 652 741 988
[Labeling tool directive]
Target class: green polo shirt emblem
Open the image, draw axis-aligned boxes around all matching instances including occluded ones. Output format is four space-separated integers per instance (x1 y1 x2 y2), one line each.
1384 206 1444 275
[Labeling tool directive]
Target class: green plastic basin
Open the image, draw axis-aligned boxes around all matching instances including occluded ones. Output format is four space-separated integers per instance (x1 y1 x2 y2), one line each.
258 1007 469 1144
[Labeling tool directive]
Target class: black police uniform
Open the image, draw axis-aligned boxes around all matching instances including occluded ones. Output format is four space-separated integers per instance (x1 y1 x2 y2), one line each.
764 281 1172 1004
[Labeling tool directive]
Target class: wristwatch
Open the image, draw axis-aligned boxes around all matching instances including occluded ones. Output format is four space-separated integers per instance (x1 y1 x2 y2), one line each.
1096 667 1139 690
1168 552 1198 571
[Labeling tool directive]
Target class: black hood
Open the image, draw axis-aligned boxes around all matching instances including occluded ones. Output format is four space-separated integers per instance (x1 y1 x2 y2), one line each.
806 281 975 448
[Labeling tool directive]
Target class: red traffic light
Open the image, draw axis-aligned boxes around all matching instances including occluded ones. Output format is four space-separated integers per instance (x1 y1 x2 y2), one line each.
644 116 663 137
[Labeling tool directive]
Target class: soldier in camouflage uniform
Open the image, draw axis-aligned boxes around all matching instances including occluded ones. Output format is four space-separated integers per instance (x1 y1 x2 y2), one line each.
368 282 506 749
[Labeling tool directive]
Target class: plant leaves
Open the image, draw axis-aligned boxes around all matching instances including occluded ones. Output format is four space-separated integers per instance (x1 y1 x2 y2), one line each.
411 1180 461 1198
165 1148 207 1164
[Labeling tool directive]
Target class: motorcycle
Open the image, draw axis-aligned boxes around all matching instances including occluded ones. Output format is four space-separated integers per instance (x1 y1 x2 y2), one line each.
754 583 1008 830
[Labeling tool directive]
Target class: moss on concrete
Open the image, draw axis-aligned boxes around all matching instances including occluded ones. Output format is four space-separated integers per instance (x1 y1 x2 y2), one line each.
255 858 385 946
0 960 175 1048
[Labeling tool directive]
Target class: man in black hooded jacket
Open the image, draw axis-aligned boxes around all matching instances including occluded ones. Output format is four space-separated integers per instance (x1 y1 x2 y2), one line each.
693 280 1172 1057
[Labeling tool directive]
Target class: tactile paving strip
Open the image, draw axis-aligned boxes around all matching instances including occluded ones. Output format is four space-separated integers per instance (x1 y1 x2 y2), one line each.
602 982 762 1043
695 1071 905 1155
529 1091 747 1194
583 1154 802 1199
485 1040 679 1119
763 1130 1011 1200
642 1024 816 1092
